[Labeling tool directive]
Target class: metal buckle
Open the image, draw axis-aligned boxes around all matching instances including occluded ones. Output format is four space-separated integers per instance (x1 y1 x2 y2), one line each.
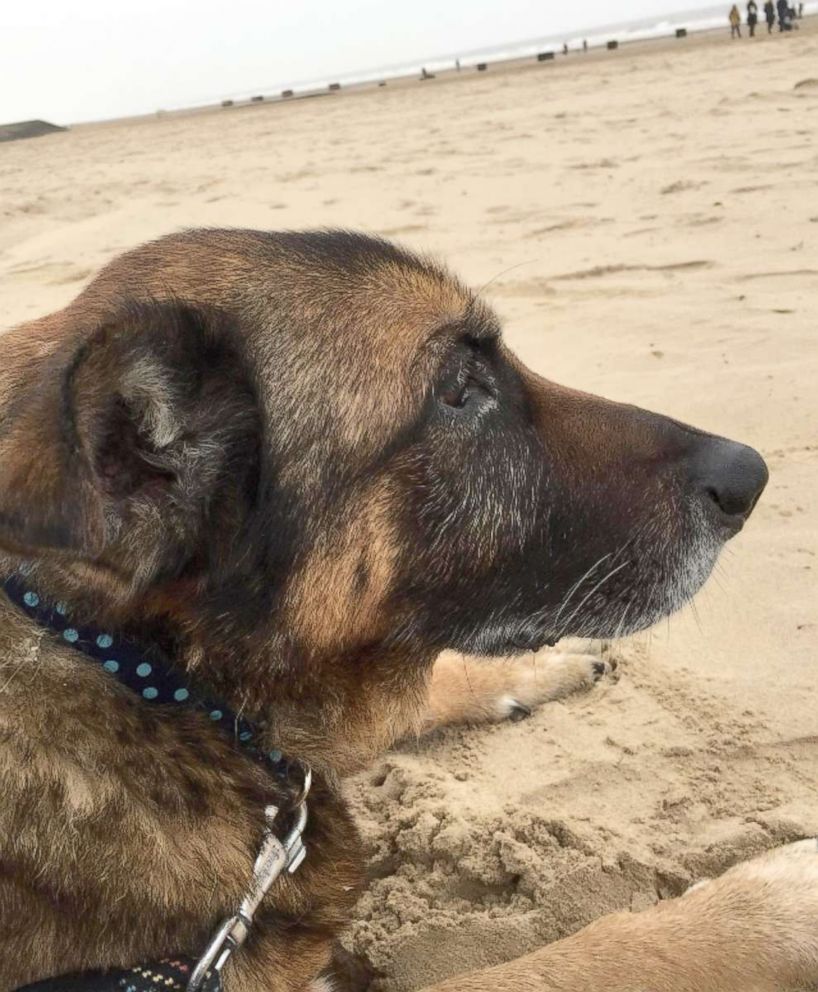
187 771 311 992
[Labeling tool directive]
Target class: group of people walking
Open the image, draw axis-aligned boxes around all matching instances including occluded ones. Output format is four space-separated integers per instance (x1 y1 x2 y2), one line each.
729 0 804 37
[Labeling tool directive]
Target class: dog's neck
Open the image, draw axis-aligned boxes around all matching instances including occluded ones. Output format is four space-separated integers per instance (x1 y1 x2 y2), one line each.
2 569 298 777
0 552 435 778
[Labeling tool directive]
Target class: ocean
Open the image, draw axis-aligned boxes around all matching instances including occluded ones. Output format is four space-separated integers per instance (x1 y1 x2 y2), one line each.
214 1 818 104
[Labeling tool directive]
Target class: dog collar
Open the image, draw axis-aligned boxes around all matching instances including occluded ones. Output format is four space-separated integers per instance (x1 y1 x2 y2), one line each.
2 570 289 778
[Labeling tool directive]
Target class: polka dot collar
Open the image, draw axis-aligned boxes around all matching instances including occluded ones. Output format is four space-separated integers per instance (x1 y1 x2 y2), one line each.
3 571 287 776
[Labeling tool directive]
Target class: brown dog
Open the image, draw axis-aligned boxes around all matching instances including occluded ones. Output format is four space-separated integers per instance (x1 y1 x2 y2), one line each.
1 229 811 992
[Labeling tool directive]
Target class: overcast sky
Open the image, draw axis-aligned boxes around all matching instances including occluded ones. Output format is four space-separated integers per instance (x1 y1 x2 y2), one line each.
3 0 706 125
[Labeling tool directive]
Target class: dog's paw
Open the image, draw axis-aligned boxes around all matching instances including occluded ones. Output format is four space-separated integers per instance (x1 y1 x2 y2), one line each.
496 649 616 721
426 646 616 729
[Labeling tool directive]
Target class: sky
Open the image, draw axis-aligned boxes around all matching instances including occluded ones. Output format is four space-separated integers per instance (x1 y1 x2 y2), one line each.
2 0 711 125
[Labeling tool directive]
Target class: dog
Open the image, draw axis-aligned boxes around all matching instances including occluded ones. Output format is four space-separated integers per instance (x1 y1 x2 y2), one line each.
1 228 814 992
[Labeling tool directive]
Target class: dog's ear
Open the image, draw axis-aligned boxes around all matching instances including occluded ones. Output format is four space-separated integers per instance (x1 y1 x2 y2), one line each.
0 302 259 576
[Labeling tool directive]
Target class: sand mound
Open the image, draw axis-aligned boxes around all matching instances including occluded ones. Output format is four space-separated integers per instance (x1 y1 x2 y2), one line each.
343 643 818 989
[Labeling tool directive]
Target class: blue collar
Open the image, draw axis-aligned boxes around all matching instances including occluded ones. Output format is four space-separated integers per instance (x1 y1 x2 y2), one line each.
2 570 289 781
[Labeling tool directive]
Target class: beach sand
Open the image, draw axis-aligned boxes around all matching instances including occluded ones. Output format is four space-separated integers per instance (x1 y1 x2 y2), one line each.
2 21 817 991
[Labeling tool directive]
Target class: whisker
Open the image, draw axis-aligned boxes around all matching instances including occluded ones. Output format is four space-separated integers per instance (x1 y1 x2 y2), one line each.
613 599 633 641
553 552 613 625
460 651 480 703
689 597 704 636
558 559 631 638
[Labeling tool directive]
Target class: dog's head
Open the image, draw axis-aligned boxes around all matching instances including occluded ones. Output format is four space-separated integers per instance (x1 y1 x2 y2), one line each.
0 230 767 667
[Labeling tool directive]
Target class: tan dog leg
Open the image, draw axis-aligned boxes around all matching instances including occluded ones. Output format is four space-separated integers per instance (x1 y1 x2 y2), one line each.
422 839 818 992
424 643 613 731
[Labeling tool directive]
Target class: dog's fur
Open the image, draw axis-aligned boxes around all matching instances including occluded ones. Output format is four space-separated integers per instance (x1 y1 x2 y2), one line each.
1 229 812 992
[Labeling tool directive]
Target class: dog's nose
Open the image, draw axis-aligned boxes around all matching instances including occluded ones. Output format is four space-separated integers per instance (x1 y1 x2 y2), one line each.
688 436 768 524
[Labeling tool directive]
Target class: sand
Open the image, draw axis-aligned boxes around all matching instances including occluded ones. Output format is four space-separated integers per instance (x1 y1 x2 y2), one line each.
2 21 817 991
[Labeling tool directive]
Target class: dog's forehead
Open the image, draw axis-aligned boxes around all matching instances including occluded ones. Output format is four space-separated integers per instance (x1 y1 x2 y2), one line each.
105 229 483 350
226 233 499 382
248 232 481 350
347 259 472 332
304 260 482 361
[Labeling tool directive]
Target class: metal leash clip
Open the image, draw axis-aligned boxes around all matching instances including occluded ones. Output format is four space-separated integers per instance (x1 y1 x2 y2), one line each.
188 768 311 992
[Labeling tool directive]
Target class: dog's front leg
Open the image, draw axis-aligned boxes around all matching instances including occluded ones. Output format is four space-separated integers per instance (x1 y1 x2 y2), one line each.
420 839 818 992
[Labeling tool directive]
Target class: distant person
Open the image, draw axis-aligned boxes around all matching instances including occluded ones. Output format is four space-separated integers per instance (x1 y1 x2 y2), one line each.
798 2 804 15
583 38 588 50
455 58 461 71
729 4 742 35
747 0 759 34
764 0 776 30
777 0 790 28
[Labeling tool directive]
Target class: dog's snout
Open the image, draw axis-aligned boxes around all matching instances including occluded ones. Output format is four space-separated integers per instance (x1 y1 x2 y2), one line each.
688 436 768 524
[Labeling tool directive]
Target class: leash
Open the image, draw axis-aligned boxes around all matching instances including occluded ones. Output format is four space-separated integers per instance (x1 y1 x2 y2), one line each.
187 772 310 991
2 570 310 991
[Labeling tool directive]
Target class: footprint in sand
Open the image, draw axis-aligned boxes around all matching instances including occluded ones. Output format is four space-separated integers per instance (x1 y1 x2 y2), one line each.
660 180 707 194
735 269 818 281
524 218 609 238
276 168 316 182
8 260 94 286
376 224 429 236
524 221 578 237
549 260 713 281
686 216 723 227
486 262 715 298
570 157 619 170
487 278 558 299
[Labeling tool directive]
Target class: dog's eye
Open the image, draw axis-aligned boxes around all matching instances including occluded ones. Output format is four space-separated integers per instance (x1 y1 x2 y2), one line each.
440 377 473 409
